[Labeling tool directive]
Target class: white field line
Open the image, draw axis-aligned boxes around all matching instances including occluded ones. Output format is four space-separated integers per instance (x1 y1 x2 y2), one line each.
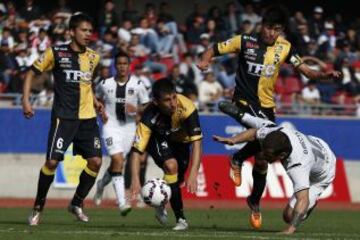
0 228 360 240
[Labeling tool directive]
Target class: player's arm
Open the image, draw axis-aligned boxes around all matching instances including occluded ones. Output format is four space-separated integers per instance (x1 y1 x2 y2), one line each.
286 45 341 80
197 35 241 71
22 47 54 119
281 189 309 235
92 64 105 115
187 139 202 193
130 120 152 197
22 69 36 119
213 128 257 145
183 106 203 193
130 150 143 198
297 63 341 80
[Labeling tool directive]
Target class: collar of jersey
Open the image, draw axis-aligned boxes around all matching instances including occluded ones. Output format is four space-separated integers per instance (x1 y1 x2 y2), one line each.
68 43 86 54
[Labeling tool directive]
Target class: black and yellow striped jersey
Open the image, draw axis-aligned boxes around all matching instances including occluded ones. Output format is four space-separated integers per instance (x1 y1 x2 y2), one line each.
132 94 202 153
214 33 303 109
31 44 100 119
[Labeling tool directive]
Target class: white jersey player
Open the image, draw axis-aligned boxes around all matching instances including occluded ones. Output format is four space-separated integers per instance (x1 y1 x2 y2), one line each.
94 51 150 215
213 113 336 235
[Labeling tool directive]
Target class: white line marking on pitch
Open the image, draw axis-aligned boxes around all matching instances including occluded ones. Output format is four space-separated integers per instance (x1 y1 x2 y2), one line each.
0 229 359 239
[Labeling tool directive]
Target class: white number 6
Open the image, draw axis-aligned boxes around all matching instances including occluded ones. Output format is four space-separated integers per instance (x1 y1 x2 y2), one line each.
56 138 64 149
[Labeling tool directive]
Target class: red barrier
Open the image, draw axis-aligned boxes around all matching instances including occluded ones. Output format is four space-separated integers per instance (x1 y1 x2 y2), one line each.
183 155 351 202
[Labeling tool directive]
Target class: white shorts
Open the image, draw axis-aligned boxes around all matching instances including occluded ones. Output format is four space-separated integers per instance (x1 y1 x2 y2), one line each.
289 150 337 210
102 123 136 156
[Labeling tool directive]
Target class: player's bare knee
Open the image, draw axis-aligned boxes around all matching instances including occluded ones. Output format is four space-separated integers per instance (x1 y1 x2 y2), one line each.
163 159 178 175
45 160 59 170
110 154 124 171
87 157 102 172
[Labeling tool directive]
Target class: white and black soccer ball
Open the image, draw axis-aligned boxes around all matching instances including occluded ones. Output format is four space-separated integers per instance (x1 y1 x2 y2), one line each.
141 178 171 207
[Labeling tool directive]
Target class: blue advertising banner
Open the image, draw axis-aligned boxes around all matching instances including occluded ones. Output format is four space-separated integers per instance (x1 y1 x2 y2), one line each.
1 109 359 159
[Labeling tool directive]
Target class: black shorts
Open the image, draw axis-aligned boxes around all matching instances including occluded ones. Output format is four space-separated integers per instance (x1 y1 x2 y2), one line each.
232 102 275 164
235 101 275 127
46 117 102 161
146 135 190 183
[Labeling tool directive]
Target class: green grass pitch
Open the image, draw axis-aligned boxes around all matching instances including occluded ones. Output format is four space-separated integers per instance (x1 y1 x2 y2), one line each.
0 208 359 240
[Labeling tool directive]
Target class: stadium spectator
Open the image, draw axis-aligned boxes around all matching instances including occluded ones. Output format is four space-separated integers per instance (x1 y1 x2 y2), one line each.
19 0 42 22
186 15 205 45
121 0 139 23
0 27 15 52
288 11 307 35
241 4 261 30
204 19 228 43
301 80 321 114
168 64 196 96
223 1 244 35
51 0 72 16
198 71 223 112
98 0 120 36
117 20 132 43
0 40 17 86
207 6 226 33
308 6 325 38
317 21 337 60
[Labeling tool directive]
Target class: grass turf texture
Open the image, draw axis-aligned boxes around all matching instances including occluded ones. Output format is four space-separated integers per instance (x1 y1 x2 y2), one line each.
0 208 359 240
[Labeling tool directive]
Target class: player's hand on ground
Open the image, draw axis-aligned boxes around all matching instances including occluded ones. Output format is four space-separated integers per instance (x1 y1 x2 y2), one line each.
125 103 137 115
22 100 34 119
130 180 141 200
278 226 296 235
186 174 198 194
212 135 235 145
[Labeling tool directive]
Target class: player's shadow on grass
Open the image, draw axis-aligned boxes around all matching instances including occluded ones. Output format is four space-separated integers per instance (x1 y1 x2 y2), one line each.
192 225 278 233
0 220 29 226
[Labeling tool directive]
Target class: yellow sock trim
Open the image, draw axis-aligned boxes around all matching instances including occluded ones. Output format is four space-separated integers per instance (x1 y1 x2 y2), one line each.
164 174 178 184
41 166 56 176
84 166 98 178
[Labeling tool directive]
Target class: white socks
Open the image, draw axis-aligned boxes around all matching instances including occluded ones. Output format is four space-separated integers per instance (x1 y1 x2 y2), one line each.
112 175 126 207
98 170 112 189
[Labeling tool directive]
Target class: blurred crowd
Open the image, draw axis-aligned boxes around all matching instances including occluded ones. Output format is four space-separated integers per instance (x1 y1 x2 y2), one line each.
1 0 360 116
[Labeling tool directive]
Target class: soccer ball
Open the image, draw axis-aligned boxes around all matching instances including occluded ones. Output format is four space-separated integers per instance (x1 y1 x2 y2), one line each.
141 178 171 207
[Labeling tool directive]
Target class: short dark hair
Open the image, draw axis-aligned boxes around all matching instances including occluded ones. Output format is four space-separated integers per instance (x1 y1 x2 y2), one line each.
114 51 130 64
69 12 93 30
262 130 292 156
152 78 176 100
262 5 288 27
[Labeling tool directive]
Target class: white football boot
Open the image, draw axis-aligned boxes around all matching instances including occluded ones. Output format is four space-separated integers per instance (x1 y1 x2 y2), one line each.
173 218 189 231
28 209 41 226
155 206 168 225
93 181 104 206
68 204 89 222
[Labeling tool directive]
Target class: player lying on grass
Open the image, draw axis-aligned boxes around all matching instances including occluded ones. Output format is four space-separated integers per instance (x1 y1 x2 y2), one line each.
213 102 336 234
